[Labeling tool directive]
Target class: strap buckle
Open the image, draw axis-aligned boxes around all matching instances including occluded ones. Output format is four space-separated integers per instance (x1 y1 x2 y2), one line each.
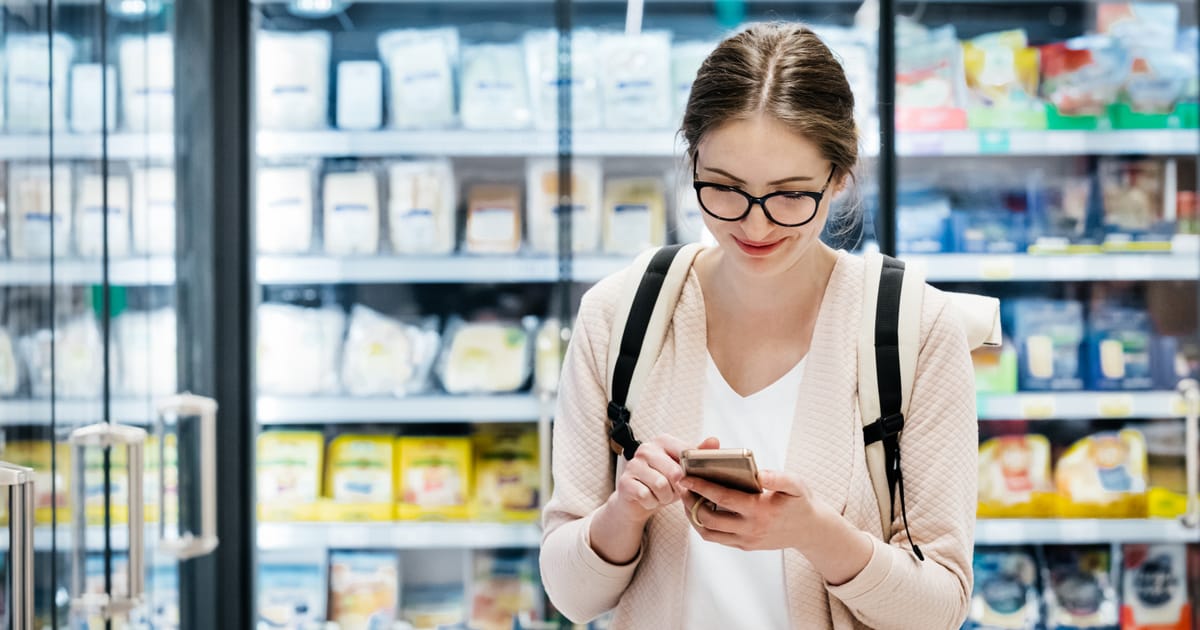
607 402 640 460
863 412 905 446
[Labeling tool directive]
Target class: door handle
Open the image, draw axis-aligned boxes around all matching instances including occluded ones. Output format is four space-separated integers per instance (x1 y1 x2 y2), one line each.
1178 378 1200 529
156 393 219 559
0 461 34 630
69 423 147 619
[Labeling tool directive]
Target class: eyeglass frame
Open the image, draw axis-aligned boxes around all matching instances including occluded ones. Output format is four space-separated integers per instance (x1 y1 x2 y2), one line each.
691 154 837 228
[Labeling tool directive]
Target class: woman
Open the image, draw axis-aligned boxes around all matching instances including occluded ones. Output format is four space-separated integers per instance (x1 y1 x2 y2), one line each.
541 22 976 630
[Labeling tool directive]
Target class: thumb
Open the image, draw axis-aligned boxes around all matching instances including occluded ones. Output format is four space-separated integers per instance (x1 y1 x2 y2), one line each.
759 470 804 496
696 436 721 450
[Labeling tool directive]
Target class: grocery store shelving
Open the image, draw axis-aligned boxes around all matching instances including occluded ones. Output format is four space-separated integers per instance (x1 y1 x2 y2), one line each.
977 391 1188 421
908 252 1200 283
0 258 175 286
898 129 1199 157
0 398 158 426
256 521 542 551
975 519 1200 545
257 254 560 285
0 133 174 161
0 526 130 552
256 394 548 424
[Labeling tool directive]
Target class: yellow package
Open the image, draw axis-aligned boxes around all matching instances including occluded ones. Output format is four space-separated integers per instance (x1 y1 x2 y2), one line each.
144 434 179 525
1055 429 1148 518
978 435 1056 518
257 431 324 522
962 30 1039 107
324 434 395 522
395 437 472 520
602 177 667 255
84 444 130 526
0 441 69 524
474 429 540 522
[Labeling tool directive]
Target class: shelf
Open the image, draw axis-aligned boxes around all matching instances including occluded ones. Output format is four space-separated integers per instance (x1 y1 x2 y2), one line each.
0 398 158 426
978 391 1186 421
0 258 175 286
257 255 560 284
975 519 1200 545
256 521 542 550
898 129 1199 157
0 526 130 552
256 394 549 424
0 133 174 161
906 253 1199 282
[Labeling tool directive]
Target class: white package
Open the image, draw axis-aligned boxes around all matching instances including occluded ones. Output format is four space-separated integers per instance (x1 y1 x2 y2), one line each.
21 316 104 399
674 178 715 246
600 32 673 130
9 165 73 259
119 34 174 133
256 31 331 131
341 305 440 396
603 177 667 254
0 328 19 397
525 29 602 130
460 44 531 130
7 34 74 133
75 172 131 258
438 318 534 394
388 160 456 255
323 170 380 256
257 304 345 395
116 308 177 397
671 42 714 120
132 166 175 255
378 28 458 129
814 27 876 126
70 64 117 133
336 61 383 130
526 158 602 253
256 166 315 254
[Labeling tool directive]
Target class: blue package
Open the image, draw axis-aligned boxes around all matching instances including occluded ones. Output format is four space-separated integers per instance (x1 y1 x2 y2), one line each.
1087 305 1155 391
966 548 1041 630
952 209 1026 254
259 549 328 629
897 188 952 254
1010 299 1085 391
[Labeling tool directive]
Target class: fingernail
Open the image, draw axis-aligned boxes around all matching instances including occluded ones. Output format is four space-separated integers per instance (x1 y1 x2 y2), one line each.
678 479 691 490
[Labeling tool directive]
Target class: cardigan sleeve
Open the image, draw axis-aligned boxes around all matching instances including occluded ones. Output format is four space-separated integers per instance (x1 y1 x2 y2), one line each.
540 282 644 623
826 291 978 630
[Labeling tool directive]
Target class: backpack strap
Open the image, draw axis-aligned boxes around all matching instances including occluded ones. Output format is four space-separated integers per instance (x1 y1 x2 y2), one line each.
606 244 704 460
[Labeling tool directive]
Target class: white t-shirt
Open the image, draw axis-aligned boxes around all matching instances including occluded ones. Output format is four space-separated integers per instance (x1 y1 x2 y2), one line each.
682 352 806 630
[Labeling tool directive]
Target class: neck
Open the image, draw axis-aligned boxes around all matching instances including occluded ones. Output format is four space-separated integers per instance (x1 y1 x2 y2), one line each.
703 244 838 318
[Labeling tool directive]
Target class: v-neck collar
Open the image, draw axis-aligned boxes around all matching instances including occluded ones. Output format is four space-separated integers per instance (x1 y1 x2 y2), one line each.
705 351 807 401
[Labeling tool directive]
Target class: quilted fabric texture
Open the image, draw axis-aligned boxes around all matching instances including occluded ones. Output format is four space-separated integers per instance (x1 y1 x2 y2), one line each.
541 250 978 629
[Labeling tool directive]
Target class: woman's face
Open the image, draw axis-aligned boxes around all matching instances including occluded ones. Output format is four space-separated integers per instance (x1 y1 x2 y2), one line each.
694 114 840 277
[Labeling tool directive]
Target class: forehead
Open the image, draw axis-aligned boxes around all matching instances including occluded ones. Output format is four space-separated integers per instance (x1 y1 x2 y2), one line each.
697 115 827 178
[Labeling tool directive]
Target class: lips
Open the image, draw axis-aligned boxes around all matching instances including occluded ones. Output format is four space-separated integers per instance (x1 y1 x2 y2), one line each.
733 236 784 257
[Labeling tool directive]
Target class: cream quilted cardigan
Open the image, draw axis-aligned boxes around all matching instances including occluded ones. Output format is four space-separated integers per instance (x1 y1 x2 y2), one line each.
540 250 978 629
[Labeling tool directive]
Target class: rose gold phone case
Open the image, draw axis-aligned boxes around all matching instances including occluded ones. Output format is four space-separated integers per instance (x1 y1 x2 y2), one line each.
681 448 762 493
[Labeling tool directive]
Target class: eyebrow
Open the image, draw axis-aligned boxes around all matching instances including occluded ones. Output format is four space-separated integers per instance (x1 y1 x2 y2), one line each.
701 166 815 186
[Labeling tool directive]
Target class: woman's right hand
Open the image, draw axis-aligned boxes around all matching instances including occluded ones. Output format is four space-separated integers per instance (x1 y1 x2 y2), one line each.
610 435 721 524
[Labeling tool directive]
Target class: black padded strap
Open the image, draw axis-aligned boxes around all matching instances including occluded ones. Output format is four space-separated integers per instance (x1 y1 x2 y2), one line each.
608 245 685 460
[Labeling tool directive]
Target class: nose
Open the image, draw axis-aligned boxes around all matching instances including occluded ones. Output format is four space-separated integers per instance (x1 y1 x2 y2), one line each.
741 200 775 240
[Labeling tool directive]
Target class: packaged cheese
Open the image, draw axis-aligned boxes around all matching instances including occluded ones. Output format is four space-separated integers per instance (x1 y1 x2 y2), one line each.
9 165 73 259
388 160 456 255
256 31 331 131
526 158 602 254
75 171 132 258
671 42 714 120
21 315 104 399
336 61 383 131
438 318 533 394
327 434 395 504
461 44 531 130
131 166 176 255
323 169 381 256
464 184 522 254
256 304 345 395
967 548 1040 630
470 550 543 630
1043 546 1120 629
257 431 324 505
341 305 440 397
524 29 601 131
116 308 177 398
396 436 472 520
7 34 74 133
978 435 1054 518
1055 429 1148 517
119 34 174 132
70 64 116 133
599 32 673 130
378 28 458 129
474 428 540 521
1121 544 1190 630
258 549 327 629
602 177 667 254
328 551 400 630
256 165 315 254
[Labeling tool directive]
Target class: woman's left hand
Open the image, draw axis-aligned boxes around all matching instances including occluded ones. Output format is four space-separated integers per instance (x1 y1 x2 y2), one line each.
679 469 832 553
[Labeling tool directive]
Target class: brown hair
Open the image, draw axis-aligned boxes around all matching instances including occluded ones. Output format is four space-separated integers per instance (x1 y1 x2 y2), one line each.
682 22 859 186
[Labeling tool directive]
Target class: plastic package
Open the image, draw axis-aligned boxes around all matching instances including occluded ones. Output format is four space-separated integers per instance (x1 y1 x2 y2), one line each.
119 34 174 132
323 169 381 256
327 435 395 504
328 551 400 630
1028 176 1093 249
952 209 1026 254
256 304 345 395
9 165 72 259
962 30 1040 109
340 305 440 397
1098 3 1180 53
76 172 132 258
978 435 1053 516
599 32 673 130
336 61 383 131
7 34 74 133
1086 304 1154 391
674 178 714 245
21 315 104 399
257 431 324 504
526 158 603 254
256 165 315 254
671 42 713 120
378 28 458 129
461 44 531 130
895 24 966 111
403 583 466 629
256 31 331 131
1043 547 1120 629
896 188 952 254
1121 544 1191 629
474 428 540 521
603 177 667 254
1041 36 1128 116
1010 299 1085 391
131 166 175 255
258 549 328 629
1099 159 1166 235
973 339 1019 394
395 436 473 520
116 308 177 397
464 184 522 254
471 550 543 630
1177 28 1199 102
815 27 877 125
438 318 534 394
966 548 1041 630
0 328 19 397
533 318 563 395
388 160 456 255
525 29 601 131
1055 430 1148 516
70 64 116 133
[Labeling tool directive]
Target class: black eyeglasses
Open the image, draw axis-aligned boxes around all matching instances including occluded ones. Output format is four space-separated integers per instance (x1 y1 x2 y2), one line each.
692 158 836 228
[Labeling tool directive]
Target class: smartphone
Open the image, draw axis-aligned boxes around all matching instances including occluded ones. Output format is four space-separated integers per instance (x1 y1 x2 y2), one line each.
680 448 762 494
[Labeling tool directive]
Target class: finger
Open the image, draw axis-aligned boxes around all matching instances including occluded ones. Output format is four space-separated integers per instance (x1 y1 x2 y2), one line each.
631 463 675 505
696 436 721 450
678 476 752 514
640 448 685 488
652 435 689 461
618 476 658 511
695 504 744 535
697 528 747 550
759 470 805 496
